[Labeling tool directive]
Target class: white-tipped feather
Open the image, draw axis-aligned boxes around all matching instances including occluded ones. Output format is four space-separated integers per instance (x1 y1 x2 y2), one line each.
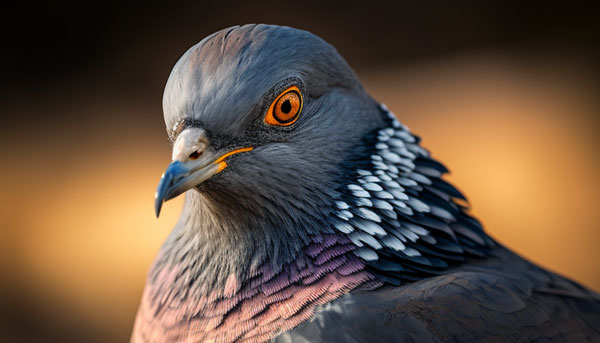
353 247 379 261
372 199 393 211
357 208 381 223
349 232 383 249
352 190 371 198
356 198 373 207
355 220 386 237
381 235 405 251
336 210 353 220
335 201 350 210
334 222 354 234
362 182 383 192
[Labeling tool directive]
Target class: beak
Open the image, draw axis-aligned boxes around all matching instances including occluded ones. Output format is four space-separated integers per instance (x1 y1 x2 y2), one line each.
154 153 223 218
154 136 253 217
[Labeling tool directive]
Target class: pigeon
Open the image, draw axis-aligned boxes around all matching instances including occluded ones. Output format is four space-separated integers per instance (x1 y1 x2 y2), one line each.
132 24 600 343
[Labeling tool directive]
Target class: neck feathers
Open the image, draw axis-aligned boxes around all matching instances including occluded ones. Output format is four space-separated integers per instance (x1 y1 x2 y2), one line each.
133 234 375 342
133 104 494 343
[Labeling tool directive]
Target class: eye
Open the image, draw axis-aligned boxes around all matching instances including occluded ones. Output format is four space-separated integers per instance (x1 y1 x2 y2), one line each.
264 86 303 126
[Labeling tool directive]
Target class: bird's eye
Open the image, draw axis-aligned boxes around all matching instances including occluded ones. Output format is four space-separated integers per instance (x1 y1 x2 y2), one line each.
264 86 303 126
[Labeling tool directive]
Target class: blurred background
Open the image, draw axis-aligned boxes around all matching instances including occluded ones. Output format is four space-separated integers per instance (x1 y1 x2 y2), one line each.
1 1 599 342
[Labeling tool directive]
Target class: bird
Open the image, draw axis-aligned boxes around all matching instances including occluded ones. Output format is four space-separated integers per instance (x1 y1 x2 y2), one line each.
132 24 600 342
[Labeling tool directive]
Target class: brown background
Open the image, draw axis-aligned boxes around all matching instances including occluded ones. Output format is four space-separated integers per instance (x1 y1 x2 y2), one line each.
1 1 599 342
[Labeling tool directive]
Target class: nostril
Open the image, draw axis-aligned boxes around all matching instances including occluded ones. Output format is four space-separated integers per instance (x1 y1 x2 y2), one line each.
189 151 201 160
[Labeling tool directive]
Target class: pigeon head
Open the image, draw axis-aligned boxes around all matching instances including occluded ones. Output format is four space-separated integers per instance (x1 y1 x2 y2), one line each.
155 24 384 236
135 24 496 343
134 25 597 342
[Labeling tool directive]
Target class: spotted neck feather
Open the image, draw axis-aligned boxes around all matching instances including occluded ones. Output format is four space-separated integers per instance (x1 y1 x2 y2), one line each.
132 104 494 343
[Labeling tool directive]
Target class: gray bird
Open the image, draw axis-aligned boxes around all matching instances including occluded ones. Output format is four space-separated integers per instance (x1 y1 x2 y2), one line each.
132 24 600 343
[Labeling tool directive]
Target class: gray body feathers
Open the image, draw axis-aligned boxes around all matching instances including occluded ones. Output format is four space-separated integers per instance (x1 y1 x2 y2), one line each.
277 246 600 342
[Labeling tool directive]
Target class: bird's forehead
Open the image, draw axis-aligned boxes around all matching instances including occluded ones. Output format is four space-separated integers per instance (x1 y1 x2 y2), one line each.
162 25 324 135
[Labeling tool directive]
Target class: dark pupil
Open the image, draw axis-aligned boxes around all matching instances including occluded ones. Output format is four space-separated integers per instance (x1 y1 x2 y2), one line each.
281 99 292 114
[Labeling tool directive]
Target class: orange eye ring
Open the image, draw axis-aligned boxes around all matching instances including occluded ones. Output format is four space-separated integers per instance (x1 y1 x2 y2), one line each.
264 86 303 126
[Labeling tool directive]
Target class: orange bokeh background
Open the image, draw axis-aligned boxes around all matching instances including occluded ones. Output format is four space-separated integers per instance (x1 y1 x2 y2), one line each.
1 2 599 342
